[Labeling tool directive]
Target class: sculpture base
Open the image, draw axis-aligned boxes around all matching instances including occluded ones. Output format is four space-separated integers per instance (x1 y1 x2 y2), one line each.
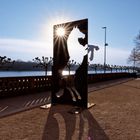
68 107 83 114
68 102 96 114
40 103 51 109
40 102 96 114
87 102 96 108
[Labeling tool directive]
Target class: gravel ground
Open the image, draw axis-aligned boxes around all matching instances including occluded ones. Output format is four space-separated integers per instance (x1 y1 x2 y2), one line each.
0 78 140 140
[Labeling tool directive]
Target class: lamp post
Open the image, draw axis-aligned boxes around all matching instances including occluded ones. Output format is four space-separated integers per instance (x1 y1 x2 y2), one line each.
102 27 108 73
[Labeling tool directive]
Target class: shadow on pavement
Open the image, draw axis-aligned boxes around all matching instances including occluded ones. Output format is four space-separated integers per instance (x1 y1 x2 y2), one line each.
42 105 109 140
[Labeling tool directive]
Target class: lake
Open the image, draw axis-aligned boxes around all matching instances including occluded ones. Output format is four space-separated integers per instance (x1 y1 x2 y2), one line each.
0 70 124 77
0 71 76 77
0 71 50 77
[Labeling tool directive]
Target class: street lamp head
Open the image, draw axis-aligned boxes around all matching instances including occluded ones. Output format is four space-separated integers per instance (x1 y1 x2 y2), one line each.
102 27 106 29
105 43 108 46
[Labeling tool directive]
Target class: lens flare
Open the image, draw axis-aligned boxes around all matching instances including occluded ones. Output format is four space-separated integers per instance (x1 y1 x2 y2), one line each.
56 27 65 37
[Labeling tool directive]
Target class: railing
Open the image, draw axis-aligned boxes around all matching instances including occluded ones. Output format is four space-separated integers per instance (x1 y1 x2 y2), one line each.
0 73 136 98
0 76 52 97
88 72 136 83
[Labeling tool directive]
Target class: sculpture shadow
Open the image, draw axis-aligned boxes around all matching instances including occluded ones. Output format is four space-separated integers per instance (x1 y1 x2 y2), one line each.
42 105 109 140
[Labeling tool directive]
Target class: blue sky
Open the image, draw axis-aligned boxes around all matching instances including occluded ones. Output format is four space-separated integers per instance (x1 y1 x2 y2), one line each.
0 0 140 65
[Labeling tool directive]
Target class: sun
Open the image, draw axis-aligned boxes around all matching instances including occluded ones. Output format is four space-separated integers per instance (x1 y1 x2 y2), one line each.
56 27 66 37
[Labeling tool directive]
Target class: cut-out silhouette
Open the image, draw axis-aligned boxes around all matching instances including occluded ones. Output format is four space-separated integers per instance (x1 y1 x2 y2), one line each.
67 26 86 62
52 19 88 108
87 45 99 61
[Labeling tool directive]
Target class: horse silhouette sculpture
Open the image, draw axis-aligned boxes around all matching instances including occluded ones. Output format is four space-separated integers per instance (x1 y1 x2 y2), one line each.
52 19 88 108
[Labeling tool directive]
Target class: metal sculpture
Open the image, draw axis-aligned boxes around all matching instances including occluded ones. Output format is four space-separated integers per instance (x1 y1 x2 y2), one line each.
52 19 88 108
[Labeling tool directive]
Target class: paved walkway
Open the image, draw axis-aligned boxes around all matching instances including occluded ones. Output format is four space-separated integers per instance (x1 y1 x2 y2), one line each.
0 78 133 118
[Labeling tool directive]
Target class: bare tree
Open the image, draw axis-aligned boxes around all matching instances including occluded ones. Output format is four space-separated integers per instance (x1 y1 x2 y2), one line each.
89 64 98 73
135 31 140 48
67 60 77 75
128 48 139 68
135 32 140 62
33 56 53 76
0 56 15 69
128 31 140 70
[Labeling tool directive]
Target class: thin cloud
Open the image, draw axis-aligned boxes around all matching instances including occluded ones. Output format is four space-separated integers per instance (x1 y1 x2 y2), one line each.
93 45 131 66
0 38 47 48
0 38 131 65
0 38 53 60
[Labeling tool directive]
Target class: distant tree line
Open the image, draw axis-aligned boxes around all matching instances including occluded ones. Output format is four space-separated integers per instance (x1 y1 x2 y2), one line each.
89 63 136 73
0 56 52 72
0 55 138 73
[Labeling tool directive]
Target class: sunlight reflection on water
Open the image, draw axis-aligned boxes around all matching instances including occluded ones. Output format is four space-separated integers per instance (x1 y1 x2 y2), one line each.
62 70 75 75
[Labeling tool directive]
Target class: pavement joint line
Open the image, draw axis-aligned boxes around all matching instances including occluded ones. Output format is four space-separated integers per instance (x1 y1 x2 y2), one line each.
44 97 47 102
30 100 35 105
47 96 51 101
40 98 44 103
24 101 31 107
0 106 8 113
35 99 40 104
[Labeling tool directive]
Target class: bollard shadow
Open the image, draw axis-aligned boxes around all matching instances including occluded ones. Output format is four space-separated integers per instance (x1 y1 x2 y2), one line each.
42 105 109 140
